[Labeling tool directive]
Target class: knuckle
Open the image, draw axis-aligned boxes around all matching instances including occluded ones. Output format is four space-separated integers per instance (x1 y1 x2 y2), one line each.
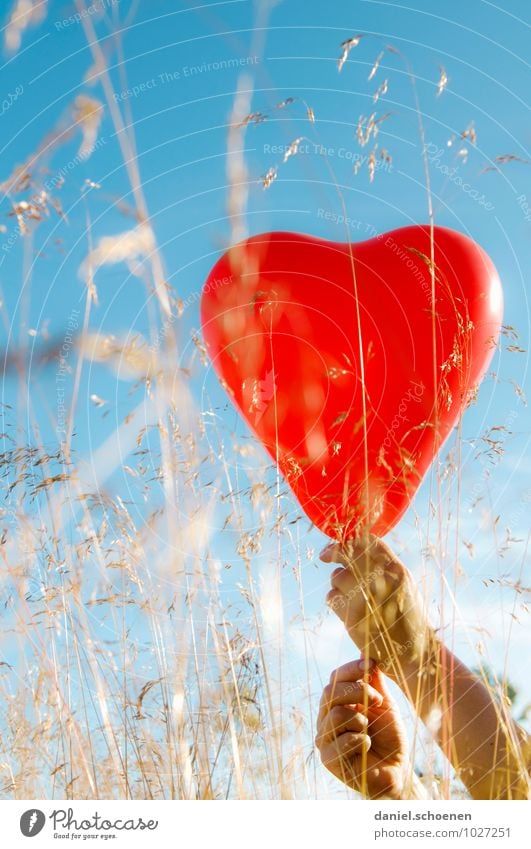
347 680 367 701
322 683 332 702
327 591 345 611
337 733 357 754
328 666 340 682
331 566 346 582
328 705 344 725
369 533 385 549
328 669 341 687
325 589 335 607
354 711 369 729
343 584 361 603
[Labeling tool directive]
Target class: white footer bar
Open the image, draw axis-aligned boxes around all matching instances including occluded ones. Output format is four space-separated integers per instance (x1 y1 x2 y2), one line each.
2 799 528 848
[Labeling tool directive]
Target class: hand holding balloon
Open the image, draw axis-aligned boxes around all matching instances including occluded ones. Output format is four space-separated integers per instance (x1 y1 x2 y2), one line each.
315 658 427 799
321 534 436 675
321 537 531 799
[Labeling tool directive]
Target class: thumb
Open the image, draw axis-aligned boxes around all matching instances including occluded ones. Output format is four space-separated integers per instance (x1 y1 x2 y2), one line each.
364 658 393 703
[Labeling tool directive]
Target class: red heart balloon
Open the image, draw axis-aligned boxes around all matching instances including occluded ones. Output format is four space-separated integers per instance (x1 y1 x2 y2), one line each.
200 226 503 539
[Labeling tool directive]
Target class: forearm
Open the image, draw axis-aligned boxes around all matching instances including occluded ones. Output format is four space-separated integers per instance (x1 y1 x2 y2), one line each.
397 639 529 799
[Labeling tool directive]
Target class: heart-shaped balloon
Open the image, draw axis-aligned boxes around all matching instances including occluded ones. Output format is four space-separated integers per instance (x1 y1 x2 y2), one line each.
200 226 503 539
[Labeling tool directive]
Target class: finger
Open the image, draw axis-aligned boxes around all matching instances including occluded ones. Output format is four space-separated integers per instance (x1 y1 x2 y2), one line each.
367 569 402 605
360 664 405 745
322 537 401 576
329 564 375 603
330 565 358 594
325 588 347 617
320 535 380 562
318 679 383 724
330 567 394 600
329 657 376 684
327 576 367 625
354 534 398 563
319 732 371 770
324 551 382 600
329 562 402 610
319 540 372 568
320 542 356 567
365 663 397 711
326 588 363 625
319 679 383 715
316 706 369 747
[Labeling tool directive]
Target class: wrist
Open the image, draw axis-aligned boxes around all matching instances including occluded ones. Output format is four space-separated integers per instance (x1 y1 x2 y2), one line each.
388 629 442 688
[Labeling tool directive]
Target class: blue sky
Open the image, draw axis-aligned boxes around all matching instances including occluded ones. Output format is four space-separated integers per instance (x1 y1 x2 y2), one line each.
1 0 531 782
